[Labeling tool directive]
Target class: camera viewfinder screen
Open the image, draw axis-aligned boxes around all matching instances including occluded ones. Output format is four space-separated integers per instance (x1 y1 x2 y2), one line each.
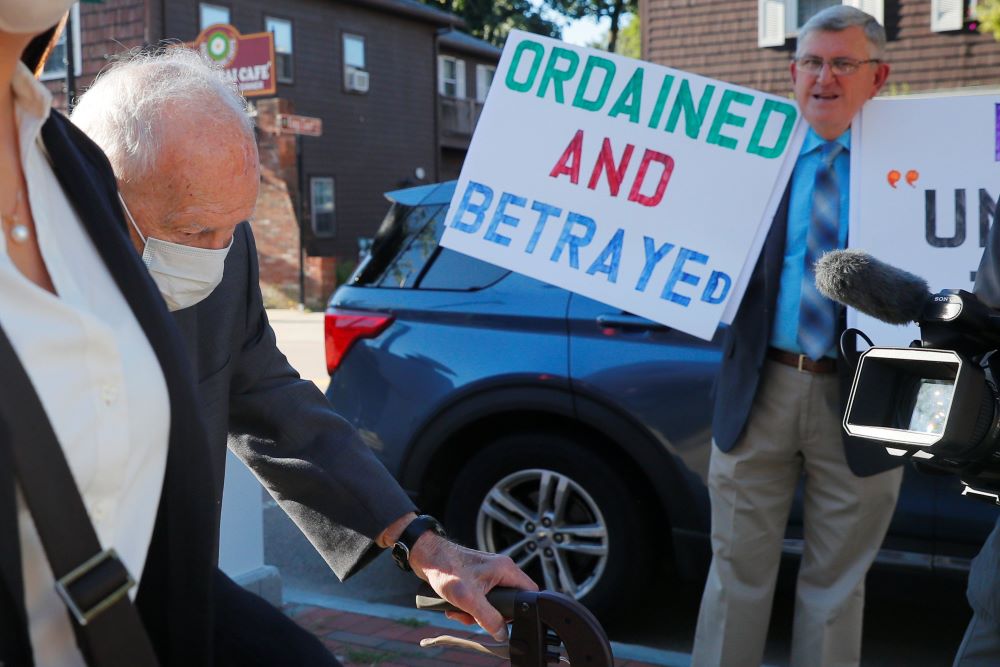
907 379 955 435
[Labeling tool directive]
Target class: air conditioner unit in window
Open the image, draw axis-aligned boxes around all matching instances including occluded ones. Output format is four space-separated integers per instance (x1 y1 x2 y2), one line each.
345 68 370 93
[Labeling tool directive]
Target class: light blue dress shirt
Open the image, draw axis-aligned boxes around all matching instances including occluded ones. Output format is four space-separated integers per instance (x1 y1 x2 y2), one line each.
769 127 851 358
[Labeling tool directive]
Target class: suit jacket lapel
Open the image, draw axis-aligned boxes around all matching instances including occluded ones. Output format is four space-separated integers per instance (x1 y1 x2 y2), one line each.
764 184 792 316
0 414 28 662
39 112 218 663
0 113 154 659
40 113 159 321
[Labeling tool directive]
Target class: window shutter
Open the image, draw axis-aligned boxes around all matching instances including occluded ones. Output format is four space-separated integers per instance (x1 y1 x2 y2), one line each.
475 65 492 102
759 0 787 47
843 0 884 26
456 60 467 99
437 56 447 95
931 0 964 31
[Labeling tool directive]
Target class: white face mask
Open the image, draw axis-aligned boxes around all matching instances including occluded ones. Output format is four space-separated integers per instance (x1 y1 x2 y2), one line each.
119 192 231 312
0 0 76 35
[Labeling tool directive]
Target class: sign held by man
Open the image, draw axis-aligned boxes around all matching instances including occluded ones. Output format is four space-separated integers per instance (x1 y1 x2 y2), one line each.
441 31 803 340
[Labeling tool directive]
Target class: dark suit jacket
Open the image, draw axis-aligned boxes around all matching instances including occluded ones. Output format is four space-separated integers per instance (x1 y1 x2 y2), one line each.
711 186 900 477
171 223 416 580
963 216 1000 621
0 113 218 664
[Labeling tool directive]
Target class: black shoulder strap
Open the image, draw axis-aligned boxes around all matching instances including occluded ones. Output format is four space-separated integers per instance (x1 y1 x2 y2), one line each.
0 324 159 666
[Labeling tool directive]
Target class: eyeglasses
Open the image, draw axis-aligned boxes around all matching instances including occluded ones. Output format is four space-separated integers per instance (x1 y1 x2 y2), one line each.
793 56 881 76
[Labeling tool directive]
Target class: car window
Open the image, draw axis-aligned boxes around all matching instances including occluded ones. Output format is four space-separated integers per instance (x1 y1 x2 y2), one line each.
354 199 508 290
376 204 445 288
418 248 508 290
353 202 443 287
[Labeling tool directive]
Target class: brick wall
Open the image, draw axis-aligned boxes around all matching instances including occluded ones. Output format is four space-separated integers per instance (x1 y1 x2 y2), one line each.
252 165 338 308
253 166 300 304
254 98 339 308
642 0 1000 97
43 0 148 110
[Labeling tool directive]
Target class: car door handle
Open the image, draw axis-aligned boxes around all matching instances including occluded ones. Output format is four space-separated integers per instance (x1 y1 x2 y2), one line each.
596 314 671 332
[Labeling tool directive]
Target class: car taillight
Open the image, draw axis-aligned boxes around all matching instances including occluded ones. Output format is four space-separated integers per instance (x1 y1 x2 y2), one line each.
324 309 394 374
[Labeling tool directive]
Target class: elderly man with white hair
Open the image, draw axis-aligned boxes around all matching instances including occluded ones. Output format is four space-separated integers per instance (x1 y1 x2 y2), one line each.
71 48 535 666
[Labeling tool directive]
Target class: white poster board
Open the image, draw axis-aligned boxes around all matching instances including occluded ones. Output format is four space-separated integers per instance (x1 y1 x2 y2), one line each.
850 91 1000 346
441 31 803 340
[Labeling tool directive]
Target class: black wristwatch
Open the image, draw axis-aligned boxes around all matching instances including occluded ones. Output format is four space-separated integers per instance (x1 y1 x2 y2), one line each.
391 514 446 572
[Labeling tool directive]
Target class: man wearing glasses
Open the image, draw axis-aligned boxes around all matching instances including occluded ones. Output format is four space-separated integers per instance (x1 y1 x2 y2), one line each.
691 6 903 667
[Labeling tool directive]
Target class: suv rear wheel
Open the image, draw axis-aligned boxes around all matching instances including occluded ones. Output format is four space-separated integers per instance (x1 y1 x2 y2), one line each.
444 432 653 621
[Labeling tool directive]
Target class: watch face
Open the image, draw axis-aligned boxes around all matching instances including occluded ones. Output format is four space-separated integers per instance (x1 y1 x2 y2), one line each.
391 542 411 572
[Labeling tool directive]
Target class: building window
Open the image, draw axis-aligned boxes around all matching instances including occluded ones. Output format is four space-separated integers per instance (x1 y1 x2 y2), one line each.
343 33 365 69
41 4 82 81
311 177 335 236
438 56 466 98
475 64 495 103
199 3 230 30
265 16 293 83
343 33 368 93
758 0 884 47
931 0 974 31
798 0 840 27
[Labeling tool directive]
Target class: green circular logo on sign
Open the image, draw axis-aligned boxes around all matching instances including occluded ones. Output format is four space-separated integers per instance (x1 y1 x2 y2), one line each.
206 31 232 63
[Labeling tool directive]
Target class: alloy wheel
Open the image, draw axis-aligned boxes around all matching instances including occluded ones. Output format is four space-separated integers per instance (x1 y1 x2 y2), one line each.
475 468 609 599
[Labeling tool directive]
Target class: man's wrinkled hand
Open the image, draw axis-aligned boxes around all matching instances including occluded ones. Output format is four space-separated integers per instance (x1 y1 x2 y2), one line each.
408 533 538 642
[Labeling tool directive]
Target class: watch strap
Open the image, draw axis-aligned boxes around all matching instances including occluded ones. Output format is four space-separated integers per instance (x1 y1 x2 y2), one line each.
392 514 446 572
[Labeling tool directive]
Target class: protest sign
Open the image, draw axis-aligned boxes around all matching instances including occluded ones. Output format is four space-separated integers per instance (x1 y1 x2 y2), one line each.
849 91 1000 346
440 31 803 340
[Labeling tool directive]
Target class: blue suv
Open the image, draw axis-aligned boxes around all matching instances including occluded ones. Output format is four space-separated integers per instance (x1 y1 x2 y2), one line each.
324 180 998 620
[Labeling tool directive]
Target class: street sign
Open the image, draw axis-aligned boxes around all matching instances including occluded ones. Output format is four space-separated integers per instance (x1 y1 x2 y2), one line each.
277 113 323 137
188 24 276 97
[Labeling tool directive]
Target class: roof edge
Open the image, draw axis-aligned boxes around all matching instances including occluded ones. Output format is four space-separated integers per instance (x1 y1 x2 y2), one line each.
437 28 503 59
344 0 464 29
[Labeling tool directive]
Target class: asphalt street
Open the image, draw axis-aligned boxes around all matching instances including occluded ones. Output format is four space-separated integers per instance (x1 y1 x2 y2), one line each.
265 307 977 666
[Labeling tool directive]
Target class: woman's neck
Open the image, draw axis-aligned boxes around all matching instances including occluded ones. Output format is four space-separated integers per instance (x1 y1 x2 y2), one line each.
0 33 34 137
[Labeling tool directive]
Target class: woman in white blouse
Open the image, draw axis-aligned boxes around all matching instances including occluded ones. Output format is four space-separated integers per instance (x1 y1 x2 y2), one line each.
1 8 223 667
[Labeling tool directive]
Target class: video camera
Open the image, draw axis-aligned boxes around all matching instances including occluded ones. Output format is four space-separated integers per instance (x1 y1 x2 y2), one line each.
816 250 1000 501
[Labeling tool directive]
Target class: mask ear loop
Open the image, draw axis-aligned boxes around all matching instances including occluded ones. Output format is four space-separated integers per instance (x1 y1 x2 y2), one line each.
117 191 147 244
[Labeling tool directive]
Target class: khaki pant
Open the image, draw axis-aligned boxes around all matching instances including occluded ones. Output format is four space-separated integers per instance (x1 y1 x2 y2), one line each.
692 360 903 667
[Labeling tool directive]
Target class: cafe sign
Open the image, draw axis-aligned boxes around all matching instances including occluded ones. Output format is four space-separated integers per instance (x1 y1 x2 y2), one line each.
188 24 275 97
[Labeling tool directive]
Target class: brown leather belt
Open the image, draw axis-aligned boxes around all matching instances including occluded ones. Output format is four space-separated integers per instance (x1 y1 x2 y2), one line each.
767 347 837 374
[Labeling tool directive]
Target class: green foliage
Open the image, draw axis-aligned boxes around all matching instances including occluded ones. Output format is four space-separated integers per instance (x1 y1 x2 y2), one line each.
585 13 639 58
544 0 637 52
343 649 399 665
614 13 640 58
335 259 357 287
392 616 429 628
977 0 1000 40
883 81 912 97
421 0 561 46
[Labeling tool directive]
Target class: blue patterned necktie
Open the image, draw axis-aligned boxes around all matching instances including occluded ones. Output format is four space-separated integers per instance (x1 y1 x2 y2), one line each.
798 141 844 361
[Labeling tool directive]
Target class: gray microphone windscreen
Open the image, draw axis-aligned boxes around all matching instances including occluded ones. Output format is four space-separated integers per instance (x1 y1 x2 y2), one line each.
815 249 930 325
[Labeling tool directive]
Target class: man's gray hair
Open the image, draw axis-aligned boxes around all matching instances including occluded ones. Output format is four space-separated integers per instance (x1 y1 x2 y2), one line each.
796 5 887 60
71 46 254 183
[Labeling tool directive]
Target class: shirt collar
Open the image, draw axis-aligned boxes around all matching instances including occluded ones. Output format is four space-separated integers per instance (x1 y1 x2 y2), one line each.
11 61 52 155
800 126 851 156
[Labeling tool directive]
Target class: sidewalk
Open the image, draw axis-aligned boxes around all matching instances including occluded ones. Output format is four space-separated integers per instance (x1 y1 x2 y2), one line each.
286 602 669 667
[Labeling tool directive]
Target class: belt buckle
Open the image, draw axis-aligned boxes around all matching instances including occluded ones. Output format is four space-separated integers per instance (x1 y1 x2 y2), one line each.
797 354 807 372
54 548 135 626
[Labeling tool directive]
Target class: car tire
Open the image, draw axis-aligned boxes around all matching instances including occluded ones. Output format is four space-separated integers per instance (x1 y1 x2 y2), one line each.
444 431 654 621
